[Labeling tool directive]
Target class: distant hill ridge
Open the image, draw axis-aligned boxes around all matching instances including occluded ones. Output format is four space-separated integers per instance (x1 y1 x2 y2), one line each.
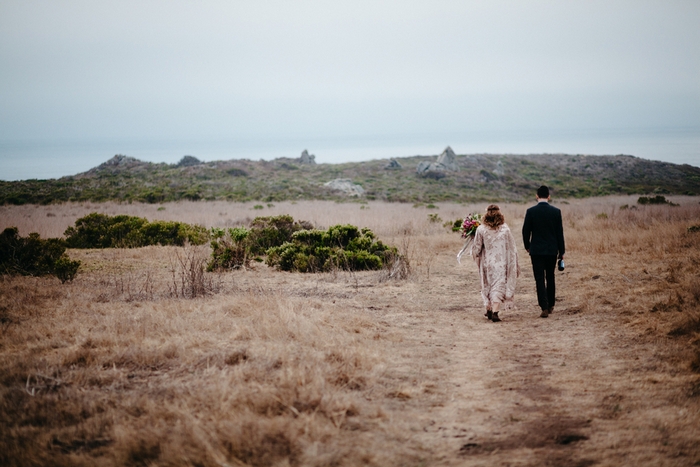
1 151 699 205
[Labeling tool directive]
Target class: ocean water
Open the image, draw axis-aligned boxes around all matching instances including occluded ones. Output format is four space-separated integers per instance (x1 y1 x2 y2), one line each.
1 127 698 181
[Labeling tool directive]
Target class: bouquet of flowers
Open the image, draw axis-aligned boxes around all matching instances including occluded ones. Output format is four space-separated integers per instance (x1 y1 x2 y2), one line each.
457 213 482 263
459 213 482 239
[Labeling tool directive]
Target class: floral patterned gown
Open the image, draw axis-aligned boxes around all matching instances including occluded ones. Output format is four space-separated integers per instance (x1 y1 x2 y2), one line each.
471 223 520 310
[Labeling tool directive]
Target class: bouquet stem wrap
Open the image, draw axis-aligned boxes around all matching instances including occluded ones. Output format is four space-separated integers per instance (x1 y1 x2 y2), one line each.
456 212 482 264
456 236 474 264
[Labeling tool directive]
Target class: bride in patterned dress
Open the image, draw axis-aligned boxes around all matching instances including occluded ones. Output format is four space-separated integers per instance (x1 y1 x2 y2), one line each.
471 205 520 322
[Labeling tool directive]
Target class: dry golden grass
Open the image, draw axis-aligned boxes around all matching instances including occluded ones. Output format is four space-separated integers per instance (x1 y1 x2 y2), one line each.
1 196 700 466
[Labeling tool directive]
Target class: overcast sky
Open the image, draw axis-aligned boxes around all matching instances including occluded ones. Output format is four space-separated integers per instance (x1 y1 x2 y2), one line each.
1 0 699 144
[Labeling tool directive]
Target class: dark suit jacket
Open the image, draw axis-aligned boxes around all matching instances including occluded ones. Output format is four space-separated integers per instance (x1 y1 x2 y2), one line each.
522 201 565 257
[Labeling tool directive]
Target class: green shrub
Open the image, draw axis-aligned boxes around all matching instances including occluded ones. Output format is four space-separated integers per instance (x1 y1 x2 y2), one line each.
108 215 149 247
208 215 396 273
0 227 80 282
637 195 670 205
247 215 312 256
64 213 113 248
64 213 208 248
208 227 251 270
447 218 462 231
428 213 442 223
266 224 393 273
207 216 312 270
637 195 680 207
53 256 81 283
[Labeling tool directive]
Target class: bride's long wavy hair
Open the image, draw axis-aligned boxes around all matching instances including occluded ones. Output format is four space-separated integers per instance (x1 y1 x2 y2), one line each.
483 204 505 229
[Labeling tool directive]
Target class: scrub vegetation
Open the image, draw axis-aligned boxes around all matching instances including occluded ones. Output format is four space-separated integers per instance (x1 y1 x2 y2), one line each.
63 213 209 249
1 152 699 205
208 215 396 273
0 227 80 283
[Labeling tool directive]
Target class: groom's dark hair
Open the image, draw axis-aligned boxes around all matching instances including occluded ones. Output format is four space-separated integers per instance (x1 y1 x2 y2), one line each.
537 185 550 199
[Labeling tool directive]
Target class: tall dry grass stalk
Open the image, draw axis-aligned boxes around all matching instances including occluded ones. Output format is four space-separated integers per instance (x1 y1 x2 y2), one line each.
167 245 221 299
1 196 700 466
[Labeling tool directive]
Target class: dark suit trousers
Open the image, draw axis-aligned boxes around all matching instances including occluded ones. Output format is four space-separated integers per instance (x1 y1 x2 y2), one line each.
530 255 557 311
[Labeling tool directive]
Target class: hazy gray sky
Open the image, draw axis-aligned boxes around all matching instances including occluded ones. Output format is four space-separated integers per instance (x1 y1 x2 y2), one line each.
1 0 699 142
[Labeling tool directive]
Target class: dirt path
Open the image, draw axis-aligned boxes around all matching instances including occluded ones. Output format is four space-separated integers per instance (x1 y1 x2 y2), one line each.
321 247 700 466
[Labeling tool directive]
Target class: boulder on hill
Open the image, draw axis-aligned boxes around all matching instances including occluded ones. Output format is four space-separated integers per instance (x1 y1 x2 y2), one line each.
436 146 459 172
176 155 202 167
100 154 142 168
416 146 459 178
323 179 364 197
299 150 316 165
416 161 446 179
384 158 403 170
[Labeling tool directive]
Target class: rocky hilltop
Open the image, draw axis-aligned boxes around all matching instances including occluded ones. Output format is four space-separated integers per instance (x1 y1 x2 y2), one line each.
1 150 699 204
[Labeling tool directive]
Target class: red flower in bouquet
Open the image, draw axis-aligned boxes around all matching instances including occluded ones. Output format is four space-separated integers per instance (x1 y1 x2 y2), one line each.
460 213 482 239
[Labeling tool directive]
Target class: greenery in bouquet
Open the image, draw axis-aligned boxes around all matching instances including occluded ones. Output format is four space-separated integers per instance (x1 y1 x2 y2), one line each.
459 213 482 238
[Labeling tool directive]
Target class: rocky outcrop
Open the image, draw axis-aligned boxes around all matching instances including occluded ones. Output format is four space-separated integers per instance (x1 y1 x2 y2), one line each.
416 146 459 178
100 154 143 168
384 158 403 170
176 155 202 167
80 154 150 176
323 179 364 197
299 150 316 165
436 146 459 172
416 161 446 179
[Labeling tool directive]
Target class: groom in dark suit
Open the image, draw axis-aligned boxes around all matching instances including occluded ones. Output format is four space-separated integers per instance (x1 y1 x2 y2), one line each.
522 186 565 318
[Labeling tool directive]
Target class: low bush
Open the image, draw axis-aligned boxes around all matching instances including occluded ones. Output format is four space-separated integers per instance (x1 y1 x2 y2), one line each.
208 227 252 270
208 216 397 273
0 227 80 283
448 218 462 232
266 224 395 273
64 213 208 248
637 195 679 206
247 215 313 256
207 215 312 270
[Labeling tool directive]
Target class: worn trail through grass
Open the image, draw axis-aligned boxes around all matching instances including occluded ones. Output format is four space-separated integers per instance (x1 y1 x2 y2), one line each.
292 247 700 466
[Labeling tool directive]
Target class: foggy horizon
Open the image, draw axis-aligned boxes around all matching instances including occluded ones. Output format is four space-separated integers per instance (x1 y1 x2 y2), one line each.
1 1 699 179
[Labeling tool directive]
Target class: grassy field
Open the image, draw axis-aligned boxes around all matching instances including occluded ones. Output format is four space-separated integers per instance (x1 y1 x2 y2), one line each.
1 196 700 466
